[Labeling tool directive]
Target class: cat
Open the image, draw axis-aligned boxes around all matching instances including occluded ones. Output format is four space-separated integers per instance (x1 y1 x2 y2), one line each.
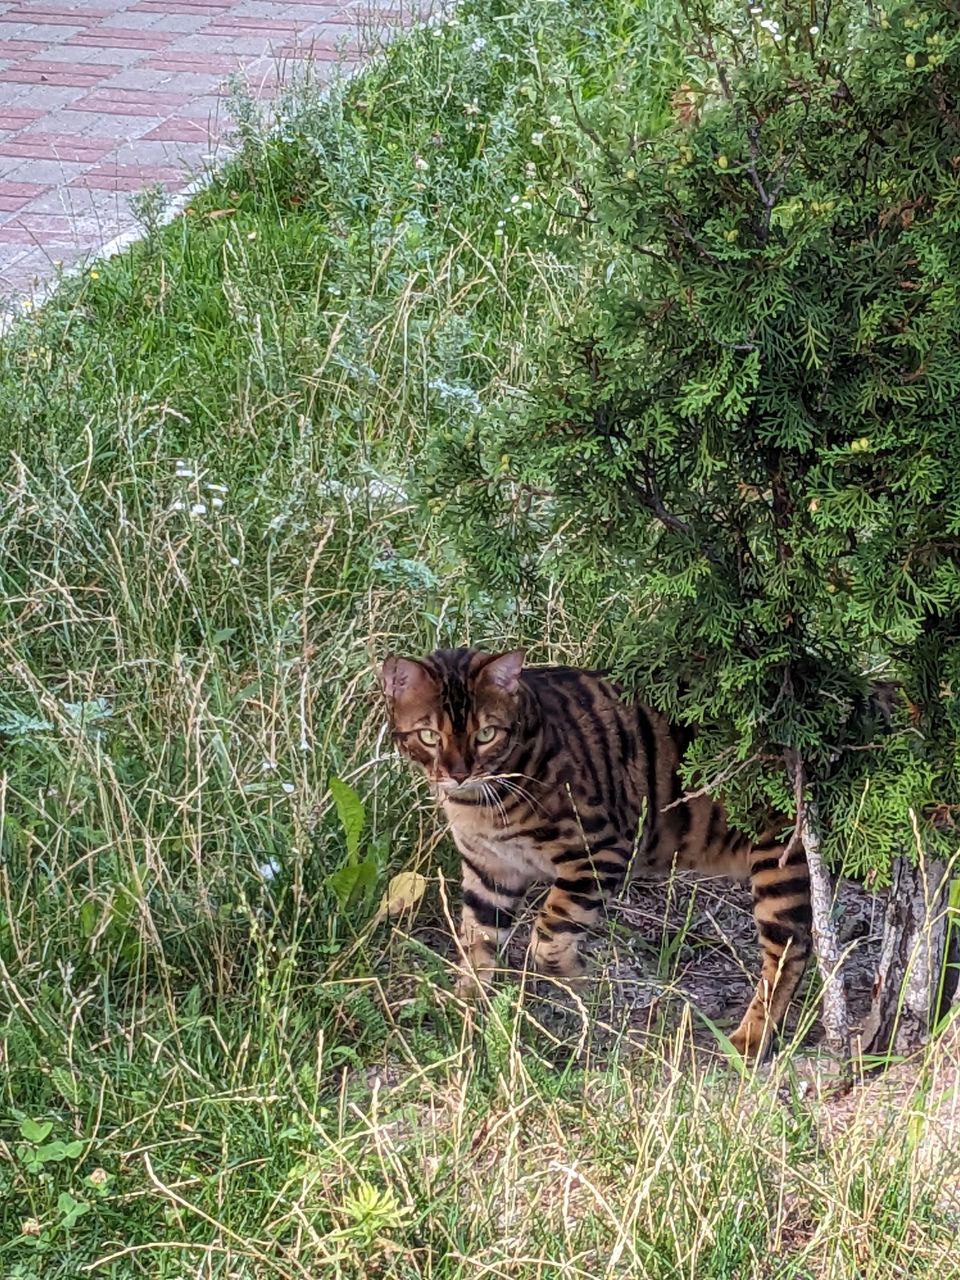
381 646 811 1059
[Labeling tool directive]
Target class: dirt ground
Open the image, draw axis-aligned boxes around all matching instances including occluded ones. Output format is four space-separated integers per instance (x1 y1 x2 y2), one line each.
410 872 886 1055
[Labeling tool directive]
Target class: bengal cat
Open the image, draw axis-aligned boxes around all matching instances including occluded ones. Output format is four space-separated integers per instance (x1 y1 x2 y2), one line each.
381 646 812 1059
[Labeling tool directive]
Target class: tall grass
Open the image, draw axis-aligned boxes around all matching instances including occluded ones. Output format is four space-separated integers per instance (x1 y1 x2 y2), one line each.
0 1 957 1275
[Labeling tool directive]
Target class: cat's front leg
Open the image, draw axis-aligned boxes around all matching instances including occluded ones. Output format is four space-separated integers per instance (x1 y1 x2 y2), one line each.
454 846 527 998
530 847 627 983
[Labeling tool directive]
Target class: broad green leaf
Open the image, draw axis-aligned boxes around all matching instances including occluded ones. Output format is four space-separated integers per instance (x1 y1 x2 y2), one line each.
35 1141 71 1162
20 1119 52 1144
326 857 378 910
79 901 99 939
329 776 365 863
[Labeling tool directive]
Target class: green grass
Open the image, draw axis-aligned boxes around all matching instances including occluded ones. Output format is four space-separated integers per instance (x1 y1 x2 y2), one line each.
1 1 958 1275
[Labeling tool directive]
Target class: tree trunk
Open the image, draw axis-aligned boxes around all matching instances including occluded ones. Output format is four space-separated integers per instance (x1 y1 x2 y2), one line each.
859 852 952 1061
785 751 852 1058
800 800 851 1058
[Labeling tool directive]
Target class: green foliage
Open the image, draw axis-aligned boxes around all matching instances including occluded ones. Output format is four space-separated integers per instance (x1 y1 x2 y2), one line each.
428 0 960 875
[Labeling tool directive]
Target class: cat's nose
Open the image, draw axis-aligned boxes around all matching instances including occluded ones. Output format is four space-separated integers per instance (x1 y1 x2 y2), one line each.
448 766 470 783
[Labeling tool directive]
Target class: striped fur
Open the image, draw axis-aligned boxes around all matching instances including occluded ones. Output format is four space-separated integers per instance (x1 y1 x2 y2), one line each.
382 647 811 1059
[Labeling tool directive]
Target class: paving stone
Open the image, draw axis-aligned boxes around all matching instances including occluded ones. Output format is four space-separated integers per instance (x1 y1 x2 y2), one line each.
0 0 410 300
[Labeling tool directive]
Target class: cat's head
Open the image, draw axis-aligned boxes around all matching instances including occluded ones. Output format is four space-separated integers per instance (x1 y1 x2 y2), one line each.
381 647 524 794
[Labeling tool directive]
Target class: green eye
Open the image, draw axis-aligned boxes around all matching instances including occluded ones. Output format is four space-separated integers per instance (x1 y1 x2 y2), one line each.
474 726 498 745
418 728 440 746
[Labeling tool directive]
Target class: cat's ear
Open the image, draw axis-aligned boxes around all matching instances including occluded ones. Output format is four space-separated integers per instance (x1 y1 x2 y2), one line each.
381 656 433 701
477 649 525 695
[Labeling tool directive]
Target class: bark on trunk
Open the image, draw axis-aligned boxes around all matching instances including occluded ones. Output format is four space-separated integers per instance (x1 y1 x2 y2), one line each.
800 801 851 1058
859 853 951 1060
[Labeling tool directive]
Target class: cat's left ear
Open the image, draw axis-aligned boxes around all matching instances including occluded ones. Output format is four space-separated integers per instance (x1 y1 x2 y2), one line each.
477 649 525 695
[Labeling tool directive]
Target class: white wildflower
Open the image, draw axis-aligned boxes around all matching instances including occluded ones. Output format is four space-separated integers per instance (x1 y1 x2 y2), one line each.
171 500 185 511
470 36 487 53
281 782 295 794
809 24 820 34
464 100 480 116
229 556 240 566
520 200 532 210
205 482 228 493
211 497 224 509
531 131 544 146
190 502 207 516
510 193 520 204
261 758 277 772
258 857 281 881
549 114 562 127
414 155 429 171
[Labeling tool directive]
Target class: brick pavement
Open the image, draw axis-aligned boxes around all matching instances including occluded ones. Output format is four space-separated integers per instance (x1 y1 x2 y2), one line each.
0 0 406 305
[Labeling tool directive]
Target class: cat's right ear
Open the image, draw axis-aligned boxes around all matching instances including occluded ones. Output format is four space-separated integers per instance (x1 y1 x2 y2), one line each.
381 656 432 701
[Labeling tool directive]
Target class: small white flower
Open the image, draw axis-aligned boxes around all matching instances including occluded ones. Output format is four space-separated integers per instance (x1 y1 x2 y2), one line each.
414 155 429 171
470 36 487 53
205 482 228 493
524 162 536 178
258 857 281 881
281 782 295 795
496 219 505 227
229 556 240 566
549 114 562 128
464 100 480 116
759 18 781 36
750 5 762 12
190 502 207 515
211 497 224 509
171 500 185 511
510 193 520 204
520 200 532 210
809 24 820 34
261 759 276 772
531 131 544 146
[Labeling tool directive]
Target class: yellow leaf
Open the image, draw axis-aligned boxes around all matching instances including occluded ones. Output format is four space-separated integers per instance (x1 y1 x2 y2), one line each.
376 872 428 923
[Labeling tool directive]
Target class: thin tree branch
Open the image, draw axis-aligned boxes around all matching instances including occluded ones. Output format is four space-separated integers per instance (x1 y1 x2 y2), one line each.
785 748 852 1059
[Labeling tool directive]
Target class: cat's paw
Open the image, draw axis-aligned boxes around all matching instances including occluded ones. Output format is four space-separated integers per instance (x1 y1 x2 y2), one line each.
727 1020 772 1063
531 947 590 992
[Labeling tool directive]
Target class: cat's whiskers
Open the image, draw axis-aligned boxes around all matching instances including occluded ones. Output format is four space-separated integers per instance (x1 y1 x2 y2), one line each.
479 779 510 829
487 773 546 815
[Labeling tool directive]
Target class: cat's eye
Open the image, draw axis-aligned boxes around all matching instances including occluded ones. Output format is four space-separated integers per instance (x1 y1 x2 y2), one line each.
418 728 440 746
474 726 498 745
